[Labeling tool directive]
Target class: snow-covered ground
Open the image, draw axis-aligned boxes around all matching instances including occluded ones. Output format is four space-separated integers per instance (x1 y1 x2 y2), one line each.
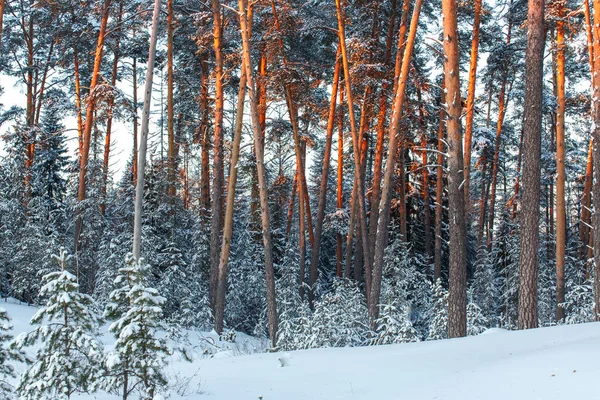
3 298 600 399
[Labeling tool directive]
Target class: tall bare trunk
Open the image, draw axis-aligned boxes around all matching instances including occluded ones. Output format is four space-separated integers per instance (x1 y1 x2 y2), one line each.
199 52 211 218
369 0 423 323
133 0 161 260
309 47 341 292
463 0 483 208
518 0 545 330
336 84 345 278
591 0 600 320
417 85 432 260
100 4 123 216
487 23 512 249
167 0 176 198
335 0 372 295
214 65 248 335
209 0 225 309
238 0 278 345
74 0 112 251
442 0 468 338
554 9 566 322
434 78 446 281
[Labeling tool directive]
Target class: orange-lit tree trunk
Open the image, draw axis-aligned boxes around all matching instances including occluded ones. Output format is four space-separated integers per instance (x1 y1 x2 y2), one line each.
199 52 211 218
580 0 594 266
434 78 446 281
335 0 372 293
238 0 278 345
463 0 483 209
336 83 345 278
100 4 123 215
369 0 399 262
310 47 341 289
590 0 600 320
270 1 315 263
554 6 566 322
417 84 432 260
74 0 112 251
442 0 468 338
167 0 177 197
214 59 249 335
369 0 423 322
209 0 225 310
518 0 545 330
487 22 512 249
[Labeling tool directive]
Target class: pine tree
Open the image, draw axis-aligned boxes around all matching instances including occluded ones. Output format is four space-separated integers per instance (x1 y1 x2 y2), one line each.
14 248 103 399
467 288 489 336
104 254 171 400
427 279 448 340
371 303 419 345
0 308 28 398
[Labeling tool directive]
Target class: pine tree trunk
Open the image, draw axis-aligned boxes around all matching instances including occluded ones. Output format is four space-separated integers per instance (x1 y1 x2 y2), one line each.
417 85 432 261
335 0 373 295
487 23 512 249
434 78 446 281
238 0 278 345
199 52 211 219
214 64 248 335
580 0 594 268
554 10 566 322
336 84 345 278
209 0 225 310
518 0 545 330
463 0 482 209
310 47 341 289
442 0 468 338
369 0 423 323
167 0 176 198
74 0 112 251
100 4 123 216
132 50 139 186
133 0 161 260
591 0 600 321
368 0 398 264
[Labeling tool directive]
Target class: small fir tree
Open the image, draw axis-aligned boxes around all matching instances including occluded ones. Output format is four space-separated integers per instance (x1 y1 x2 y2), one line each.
14 248 103 399
104 254 171 400
427 279 448 340
0 308 28 398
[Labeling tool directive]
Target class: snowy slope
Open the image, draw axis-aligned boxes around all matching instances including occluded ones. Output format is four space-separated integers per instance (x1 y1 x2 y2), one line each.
2 298 600 400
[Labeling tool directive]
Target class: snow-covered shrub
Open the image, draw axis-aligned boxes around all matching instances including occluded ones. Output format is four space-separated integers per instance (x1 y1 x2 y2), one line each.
104 254 172 399
370 303 419 345
0 308 27 398
427 279 448 340
15 248 103 399
296 279 369 349
467 288 489 336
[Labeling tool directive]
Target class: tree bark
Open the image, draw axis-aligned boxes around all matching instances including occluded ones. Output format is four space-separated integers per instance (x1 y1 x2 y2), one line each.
463 0 483 208
100 4 123 216
442 0 468 338
591 0 600 321
518 0 545 330
369 0 423 323
209 0 225 310
238 0 278 345
214 63 248 335
309 47 341 291
167 0 176 198
133 0 161 260
434 77 446 281
74 0 112 251
554 9 566 322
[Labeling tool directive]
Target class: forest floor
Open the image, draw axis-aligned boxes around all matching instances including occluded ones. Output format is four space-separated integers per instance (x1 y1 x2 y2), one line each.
3 298 600 399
